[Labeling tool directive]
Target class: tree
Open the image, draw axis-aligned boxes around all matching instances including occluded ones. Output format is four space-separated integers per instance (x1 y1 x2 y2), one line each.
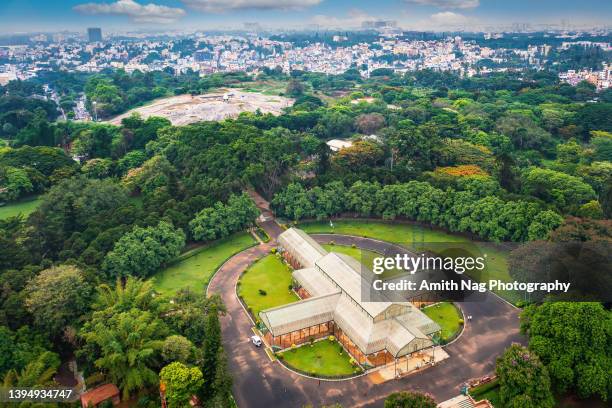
80 308 169 399
24 265 91 337
103 221 185 279
387 120 440 172
0 325 54 376
81 158 113 179
384 391 436 408
576 200 604 219
189 194 258 242
161 335 194 364
27 177 130 258
201 305 221 400
549 217 612 242
590 130 612 162
0 146 75 177
520 302 611 401
122 155 176 195
526 210 564 241
2 351 60 388
285 79 305 97
116 150 147 175
159 362 203 408
332 140 385 171
496 344 554 408
94 277 162 316
355 113 385 134
164 292 225 348
496 112 553 152
521 168 596 214
210 348 233 408
0 165 32 201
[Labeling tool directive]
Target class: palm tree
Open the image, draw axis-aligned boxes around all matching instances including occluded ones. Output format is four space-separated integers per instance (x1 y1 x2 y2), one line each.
94 277 159 314
2 351 60 388
81 309 168 399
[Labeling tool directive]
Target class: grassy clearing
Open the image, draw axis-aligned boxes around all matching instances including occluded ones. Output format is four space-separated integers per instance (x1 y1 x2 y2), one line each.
301 220 519 304
239 79 289 96
238 254 299 319
278 339 359 377
422 302 463 342
0 197 42 220
152 232 256 295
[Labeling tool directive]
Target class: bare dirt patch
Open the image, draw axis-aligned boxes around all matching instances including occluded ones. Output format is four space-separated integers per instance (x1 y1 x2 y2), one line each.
106 89 293 126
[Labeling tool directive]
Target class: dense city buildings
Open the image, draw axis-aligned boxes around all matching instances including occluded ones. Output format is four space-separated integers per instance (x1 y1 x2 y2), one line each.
1 28 610 90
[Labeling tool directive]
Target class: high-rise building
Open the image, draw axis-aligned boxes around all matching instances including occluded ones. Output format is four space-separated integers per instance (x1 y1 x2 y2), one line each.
87 28 102 42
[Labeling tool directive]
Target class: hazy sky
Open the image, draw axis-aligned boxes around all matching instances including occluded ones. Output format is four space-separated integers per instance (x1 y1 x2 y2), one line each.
1 0 610 34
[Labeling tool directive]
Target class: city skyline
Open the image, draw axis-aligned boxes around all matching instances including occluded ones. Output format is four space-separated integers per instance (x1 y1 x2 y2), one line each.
1 0 611 34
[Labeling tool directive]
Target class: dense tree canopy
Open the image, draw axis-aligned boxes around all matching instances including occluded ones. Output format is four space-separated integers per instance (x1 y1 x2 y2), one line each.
496 344 555 408
0 62 610 406
520 302 611 401
103 221 185 279
23 265 92 337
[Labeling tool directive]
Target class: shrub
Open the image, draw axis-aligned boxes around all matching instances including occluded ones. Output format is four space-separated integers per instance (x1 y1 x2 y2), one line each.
258 289 267 296
458 319 464 325
270 247 277 254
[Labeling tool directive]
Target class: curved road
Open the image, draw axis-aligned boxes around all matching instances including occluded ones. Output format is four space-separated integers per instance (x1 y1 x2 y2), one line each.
208 233 524 408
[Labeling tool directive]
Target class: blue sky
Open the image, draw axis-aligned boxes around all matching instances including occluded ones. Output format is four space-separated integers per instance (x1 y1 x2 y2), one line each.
0 0 610 33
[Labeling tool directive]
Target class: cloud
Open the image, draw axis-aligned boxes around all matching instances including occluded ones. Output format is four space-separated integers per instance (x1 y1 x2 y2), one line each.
74 0 186 24
429 11 470 24
310 9 373 28
405 0 479 9
182 0 322 12
411 11 477 29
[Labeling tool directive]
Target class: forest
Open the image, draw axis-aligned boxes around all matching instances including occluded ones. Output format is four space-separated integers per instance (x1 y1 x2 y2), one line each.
0 66 610 407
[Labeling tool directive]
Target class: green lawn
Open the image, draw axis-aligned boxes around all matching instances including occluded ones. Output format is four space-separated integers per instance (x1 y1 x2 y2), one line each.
152 232 256 296
238 254 299 319
423 302 463 342
279 339 359 377
301 220 519 304
0 197 42 220
238 79 289 96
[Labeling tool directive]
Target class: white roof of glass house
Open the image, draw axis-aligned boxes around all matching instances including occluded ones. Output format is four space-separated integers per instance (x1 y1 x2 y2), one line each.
277 227 327 268
261 228 441 358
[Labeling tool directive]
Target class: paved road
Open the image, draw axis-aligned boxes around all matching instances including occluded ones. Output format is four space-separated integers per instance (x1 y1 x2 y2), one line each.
207 229 525 408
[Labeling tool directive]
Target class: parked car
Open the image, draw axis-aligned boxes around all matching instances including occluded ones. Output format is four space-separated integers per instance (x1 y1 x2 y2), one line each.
251 335 263 347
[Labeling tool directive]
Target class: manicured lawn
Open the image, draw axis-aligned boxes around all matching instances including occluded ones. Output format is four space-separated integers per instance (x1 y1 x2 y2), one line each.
302 219 468 245
0 197 42 220
152 232 256 295
301 220 519 304
422 302 463 342
238 254 299 319
279 339 359 377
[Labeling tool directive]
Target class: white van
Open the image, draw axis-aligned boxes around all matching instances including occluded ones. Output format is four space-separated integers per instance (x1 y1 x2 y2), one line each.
251 335 263 347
